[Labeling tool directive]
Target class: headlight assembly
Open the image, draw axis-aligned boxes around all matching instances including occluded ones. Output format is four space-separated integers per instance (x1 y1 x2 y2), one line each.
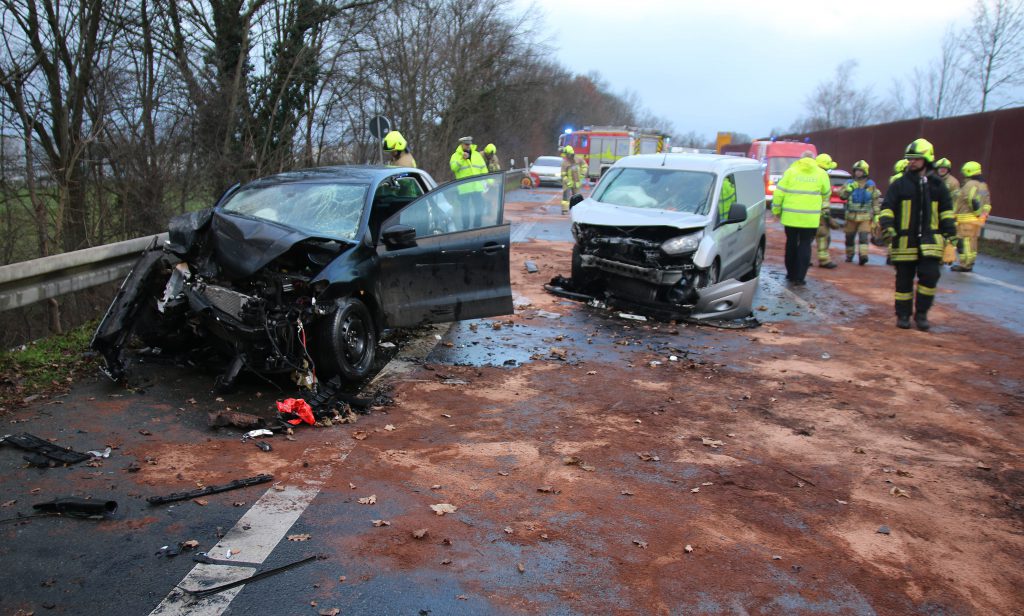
661 231 703 255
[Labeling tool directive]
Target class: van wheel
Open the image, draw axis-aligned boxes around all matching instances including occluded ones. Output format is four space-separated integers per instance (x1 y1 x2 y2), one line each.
741 238 766 281
699 259 721 289
315 298 377 382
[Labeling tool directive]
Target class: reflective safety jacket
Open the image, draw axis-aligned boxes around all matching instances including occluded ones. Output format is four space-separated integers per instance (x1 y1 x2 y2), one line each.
839 178 881 222
718 176 736 220
576 156 588 181
450 145 488 193
484 152 501 173
939 172 960 202
562 157 581 191
879 172 955 262
771 157 831 229
953 176 991 222
387 151 417 168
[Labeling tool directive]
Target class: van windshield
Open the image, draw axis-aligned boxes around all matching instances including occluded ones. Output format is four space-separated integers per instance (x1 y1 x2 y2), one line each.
593 168 714 213
768 157 799 175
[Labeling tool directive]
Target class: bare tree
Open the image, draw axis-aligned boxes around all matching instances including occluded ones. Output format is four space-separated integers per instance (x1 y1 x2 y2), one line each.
792 60 883 132
962 0 1024 111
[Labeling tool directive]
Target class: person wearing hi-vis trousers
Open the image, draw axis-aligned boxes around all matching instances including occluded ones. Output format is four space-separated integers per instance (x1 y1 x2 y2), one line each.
878 139 956 331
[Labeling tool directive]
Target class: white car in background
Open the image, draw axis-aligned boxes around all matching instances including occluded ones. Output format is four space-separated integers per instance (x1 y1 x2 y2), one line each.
569 154 766 321
529 156 563 187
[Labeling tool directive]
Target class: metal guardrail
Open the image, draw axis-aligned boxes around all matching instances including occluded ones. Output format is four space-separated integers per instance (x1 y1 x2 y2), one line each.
503 169 527 192
0 233 167 312
982 215 1024 251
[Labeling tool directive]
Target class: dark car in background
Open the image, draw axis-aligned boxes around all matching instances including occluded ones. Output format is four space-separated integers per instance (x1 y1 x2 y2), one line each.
92 166 512 390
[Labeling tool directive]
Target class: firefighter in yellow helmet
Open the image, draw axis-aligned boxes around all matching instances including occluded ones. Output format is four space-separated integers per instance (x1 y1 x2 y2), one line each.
813 153 840 269
382 131 416 168
560 145 582 215
950 161 992 272
890 158 908 184
771 152 832 285
934 157 959 201
839 160 881 265
878 138 956 330
449 136 489 228
482 143 501 173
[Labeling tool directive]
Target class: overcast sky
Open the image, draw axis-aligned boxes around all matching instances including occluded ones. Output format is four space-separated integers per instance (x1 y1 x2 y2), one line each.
516 0 985 140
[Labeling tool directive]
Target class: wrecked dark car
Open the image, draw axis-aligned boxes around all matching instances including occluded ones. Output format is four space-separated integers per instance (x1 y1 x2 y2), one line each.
92 166 512 390
564 154 765 322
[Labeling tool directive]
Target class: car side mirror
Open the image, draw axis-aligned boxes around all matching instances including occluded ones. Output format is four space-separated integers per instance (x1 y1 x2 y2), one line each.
569 194 584 209
381 224 417 249
725 203 748 224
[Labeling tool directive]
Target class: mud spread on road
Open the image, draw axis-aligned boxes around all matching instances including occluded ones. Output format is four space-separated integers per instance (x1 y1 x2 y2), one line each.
1 191 1020 615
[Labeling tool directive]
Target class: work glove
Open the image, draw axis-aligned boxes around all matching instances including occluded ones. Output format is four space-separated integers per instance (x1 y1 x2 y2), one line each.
881 227 897 242
944 235 959 249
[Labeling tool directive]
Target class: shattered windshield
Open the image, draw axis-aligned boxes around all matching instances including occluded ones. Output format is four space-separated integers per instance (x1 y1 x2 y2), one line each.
593 168 715 213
221 182 369 240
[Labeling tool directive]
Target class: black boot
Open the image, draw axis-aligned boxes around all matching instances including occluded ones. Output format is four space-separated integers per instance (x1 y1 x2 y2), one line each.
820 261 837 269
914 313 930 331
951 264 973 272
859 256 868 265
845 255 854 262
897 315 911 329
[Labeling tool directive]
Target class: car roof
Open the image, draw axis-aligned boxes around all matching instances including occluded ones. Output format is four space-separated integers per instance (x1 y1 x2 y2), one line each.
243 165 422 187
614 153 762 174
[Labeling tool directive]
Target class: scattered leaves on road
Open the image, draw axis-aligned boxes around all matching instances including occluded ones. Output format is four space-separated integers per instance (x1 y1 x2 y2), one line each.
517 562 525 573
352 430 369 440
889 487 910 498
636 452 660 461
193 499 208 506
371 519 390 527
288 534 311 541
621 490 634 496
537 486 560 494
853 447 866 454
180 540 199 550
503 526 514 534
431 503 458 515
319 609 341 616
684 544 693 553
384 424 395 431
633 540 648 549
701 437 724 448
1 500 16 508
358 495 377 505
412 528 428 539
977 461 992 470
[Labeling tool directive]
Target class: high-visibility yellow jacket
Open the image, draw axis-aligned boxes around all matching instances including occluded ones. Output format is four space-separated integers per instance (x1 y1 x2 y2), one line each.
879 172 956 262
450 145 488 194
771 158 831 229
718 176 736 220
953 177 991 222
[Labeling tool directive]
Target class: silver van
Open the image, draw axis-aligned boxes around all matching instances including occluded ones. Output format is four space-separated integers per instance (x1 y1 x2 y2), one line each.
569 153 765 321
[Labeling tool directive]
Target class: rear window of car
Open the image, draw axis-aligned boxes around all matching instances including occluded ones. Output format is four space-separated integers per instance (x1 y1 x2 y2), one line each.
768 157 799 174
535 157 562 166
593 167 715 213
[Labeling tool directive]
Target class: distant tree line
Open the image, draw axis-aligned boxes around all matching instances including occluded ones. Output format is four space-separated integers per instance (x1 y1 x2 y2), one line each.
0 0 675 268
789 0 1024 133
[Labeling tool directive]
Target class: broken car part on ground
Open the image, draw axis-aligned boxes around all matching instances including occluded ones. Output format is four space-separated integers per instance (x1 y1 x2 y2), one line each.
91 166 513 391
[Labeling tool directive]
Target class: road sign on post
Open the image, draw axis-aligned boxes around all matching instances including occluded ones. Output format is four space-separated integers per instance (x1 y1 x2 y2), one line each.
369 115 391 165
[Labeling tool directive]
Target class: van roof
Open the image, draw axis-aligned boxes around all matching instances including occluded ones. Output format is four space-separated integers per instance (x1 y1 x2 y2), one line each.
614 153 763 174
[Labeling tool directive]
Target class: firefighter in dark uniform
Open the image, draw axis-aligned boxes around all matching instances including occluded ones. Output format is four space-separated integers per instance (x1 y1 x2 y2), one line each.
878 139 957 331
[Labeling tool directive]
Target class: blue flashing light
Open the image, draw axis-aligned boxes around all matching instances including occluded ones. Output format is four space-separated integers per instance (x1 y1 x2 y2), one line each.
564 128 573 134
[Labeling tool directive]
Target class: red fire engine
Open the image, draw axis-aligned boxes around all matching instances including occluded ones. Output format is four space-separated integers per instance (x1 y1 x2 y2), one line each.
557 126 668 179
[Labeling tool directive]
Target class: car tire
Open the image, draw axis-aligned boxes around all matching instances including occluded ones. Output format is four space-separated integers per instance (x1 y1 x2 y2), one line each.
699 259 721 289
741 238 765 281
316 297 377 382
571 244 601 293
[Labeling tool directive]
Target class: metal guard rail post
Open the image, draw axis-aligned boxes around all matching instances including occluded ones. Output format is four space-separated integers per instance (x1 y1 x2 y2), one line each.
0 233 168 312
981 216 1024 252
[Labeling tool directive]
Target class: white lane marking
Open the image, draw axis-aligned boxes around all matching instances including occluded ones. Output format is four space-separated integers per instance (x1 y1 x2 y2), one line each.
510 221 536 243
149 451 344 616
966 271 1024 294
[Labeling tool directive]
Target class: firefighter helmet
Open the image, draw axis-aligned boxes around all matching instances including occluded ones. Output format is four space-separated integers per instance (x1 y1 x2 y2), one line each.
852 160 869 175
961 161 983 177
935 157 952 170
484 143 496 155
562 145 574 156
382 131 407 152
893 159 908 174
815 153 837 170
904 138 934 164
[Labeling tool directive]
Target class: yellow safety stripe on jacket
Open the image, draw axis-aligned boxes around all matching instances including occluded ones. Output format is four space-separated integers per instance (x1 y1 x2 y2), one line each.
894 291 913 301
780 206 823 215
775 186 822 196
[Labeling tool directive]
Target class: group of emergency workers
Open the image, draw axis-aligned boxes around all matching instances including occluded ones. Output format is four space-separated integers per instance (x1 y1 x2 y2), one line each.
772 137 993 331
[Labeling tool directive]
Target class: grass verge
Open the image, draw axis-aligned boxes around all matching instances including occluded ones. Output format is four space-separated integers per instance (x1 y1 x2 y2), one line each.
0 321 98 414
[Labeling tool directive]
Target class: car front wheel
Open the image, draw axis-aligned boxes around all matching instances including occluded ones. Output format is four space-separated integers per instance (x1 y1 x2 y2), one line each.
316 297 377 382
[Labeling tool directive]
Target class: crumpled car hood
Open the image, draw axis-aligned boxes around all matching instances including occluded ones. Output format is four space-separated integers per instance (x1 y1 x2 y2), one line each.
571 200 709 230
210 212 326 279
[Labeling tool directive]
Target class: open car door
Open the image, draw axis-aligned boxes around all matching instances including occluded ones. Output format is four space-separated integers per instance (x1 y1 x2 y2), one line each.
376 173 513 328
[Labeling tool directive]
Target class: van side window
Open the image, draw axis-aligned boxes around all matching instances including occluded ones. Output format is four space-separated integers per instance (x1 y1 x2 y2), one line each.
734 170 764 209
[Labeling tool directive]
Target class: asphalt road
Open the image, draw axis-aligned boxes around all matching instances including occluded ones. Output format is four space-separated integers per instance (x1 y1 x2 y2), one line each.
0 191 1021 615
